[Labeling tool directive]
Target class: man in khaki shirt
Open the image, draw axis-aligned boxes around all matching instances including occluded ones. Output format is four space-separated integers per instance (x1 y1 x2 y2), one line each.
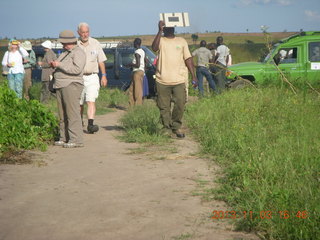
152 21 197 138
192 40 217 95
77 22 108 134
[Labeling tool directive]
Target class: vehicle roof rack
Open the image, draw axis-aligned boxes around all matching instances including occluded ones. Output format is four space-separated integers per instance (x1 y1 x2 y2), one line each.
279 31 320 43
100 41 121 49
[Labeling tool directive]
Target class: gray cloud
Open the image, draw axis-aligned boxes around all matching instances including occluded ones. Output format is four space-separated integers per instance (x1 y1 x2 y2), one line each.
305 10 320 21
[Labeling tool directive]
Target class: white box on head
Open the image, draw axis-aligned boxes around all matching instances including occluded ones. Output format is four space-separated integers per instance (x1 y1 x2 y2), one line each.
160 12 190 27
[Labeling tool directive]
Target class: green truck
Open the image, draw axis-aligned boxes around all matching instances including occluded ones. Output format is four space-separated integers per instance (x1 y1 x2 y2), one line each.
226 31 320 87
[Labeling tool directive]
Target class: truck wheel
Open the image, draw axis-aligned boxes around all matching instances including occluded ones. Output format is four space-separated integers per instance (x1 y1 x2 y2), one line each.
228 79 249 89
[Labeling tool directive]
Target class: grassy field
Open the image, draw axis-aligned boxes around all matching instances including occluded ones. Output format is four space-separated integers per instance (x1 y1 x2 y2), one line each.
97 31 294 46
118 87 320 239
185 87 320 239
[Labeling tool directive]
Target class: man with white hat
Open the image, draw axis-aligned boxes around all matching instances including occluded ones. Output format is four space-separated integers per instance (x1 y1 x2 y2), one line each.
21 40 36 100
38 40 57 103
51 30 86 148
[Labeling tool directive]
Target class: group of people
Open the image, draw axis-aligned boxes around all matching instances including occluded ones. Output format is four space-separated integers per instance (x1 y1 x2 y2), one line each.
1 20 230 147
1 22 107 148
192 37 230 96
1 38 58 102
1 40 36 99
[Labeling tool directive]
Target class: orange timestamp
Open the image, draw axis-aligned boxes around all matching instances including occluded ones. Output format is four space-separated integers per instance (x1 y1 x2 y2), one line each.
211 210 309 220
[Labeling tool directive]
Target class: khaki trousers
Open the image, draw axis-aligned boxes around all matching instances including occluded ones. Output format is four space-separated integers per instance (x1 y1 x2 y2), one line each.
156 82 186 131
56 82 84 144
129 70 144 106
23 68 32 100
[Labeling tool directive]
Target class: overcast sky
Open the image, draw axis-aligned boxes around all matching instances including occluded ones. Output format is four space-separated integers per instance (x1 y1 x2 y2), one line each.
1 0 319 39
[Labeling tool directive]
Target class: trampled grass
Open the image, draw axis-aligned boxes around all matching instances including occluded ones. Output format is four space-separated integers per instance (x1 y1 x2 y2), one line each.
185 87 320 239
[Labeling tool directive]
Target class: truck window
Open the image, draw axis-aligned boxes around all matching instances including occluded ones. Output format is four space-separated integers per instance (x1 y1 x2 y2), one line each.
309 42 320 62
119 52 134 67
277 48 297 64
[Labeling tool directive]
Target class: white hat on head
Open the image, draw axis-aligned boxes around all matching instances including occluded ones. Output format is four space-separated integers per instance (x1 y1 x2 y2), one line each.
41 40 52 49
21 40 32 50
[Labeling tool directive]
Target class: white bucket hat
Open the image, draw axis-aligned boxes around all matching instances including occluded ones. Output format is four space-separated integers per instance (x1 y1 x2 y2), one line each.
41 40 52 49
21 40 32 50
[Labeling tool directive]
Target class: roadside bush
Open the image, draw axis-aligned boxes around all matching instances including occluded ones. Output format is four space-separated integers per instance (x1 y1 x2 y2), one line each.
0 83 58 158
185 87 320 240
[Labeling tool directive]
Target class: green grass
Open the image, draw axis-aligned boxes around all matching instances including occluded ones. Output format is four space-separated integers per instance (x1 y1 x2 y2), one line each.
119 101 170 144
171 232 194 240
95 87 128 114
185 87 320 239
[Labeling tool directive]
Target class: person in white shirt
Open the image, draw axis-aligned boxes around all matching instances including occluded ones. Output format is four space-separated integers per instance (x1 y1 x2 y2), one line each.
77 22 108 134
213 36 230 90
1 39 29 98
127 38 145 106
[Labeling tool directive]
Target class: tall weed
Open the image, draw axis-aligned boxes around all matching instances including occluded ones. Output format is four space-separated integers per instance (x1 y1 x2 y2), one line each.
185 87 320 239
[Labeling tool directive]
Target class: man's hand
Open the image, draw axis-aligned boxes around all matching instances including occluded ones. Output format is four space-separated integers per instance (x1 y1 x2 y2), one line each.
50 61 60 68
158 20 165 32
192 78 198 88
101 75 108 87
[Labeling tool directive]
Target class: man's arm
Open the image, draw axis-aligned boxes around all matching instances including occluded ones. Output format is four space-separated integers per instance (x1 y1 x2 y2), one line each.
185 57 197 86
152 21 165 52
214 52 219 63
99 61 108 87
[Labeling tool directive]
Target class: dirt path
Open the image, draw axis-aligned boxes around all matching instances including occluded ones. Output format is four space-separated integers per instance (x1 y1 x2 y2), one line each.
0 110 259 240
